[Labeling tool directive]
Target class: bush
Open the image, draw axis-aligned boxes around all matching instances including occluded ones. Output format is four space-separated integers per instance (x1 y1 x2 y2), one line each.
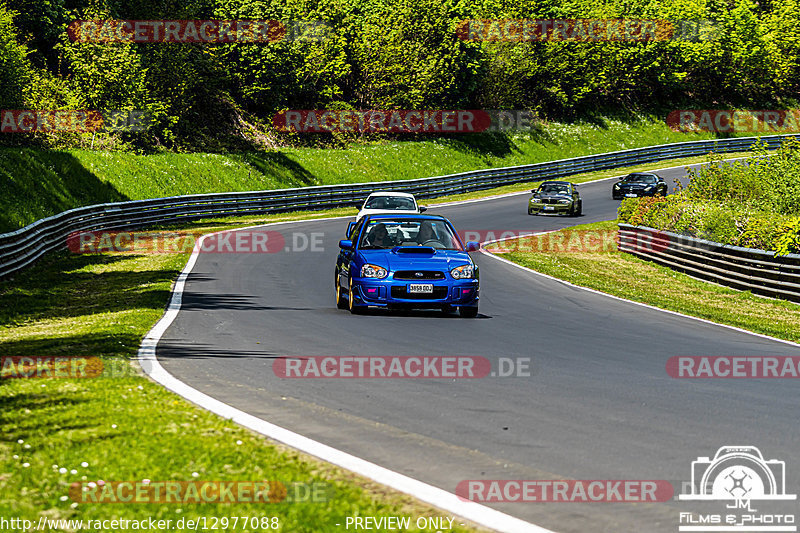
2 0 800 149
0 5 31 109
619 140 800 254
685 139 800 214
772 217 800 255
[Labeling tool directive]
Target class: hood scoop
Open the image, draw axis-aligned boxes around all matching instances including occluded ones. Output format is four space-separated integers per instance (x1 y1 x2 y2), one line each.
393 246 436 254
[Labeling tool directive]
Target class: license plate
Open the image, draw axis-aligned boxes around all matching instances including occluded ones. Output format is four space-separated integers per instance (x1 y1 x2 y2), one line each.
544 206 555 211
408 283 433 293
625 193 637 197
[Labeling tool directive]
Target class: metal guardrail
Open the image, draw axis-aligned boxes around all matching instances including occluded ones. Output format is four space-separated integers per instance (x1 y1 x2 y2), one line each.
1 134 797 279
618 224 800 303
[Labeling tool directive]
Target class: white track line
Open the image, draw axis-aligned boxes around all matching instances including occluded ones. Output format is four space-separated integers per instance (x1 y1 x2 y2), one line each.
470 155 799 348
478 235 800 348
136 155 776 533
138 216 553 533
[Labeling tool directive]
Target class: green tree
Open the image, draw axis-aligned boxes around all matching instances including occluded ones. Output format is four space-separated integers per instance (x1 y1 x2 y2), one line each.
0 4 32 108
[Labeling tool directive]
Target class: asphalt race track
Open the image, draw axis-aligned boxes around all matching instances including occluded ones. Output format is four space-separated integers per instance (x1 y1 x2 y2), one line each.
156 163 800 532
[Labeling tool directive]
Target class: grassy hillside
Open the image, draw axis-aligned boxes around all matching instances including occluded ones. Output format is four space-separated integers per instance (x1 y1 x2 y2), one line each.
0 118 729 233
0 210 482 532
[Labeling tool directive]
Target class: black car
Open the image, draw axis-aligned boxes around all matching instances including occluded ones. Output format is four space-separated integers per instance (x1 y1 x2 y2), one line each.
612 172 667 199
528 181 582 216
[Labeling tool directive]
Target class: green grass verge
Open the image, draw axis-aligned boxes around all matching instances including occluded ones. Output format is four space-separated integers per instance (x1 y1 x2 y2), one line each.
0 148 783 531
0 208 485 533
1 116 742 232
496 220 800 343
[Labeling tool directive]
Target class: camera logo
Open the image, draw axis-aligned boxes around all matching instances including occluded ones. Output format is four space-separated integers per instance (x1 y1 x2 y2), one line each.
680 446 795 501
678 446 796 532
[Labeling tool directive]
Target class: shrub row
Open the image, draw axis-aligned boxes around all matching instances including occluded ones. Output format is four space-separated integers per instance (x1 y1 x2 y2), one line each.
618 139 800 254
2 0 800 150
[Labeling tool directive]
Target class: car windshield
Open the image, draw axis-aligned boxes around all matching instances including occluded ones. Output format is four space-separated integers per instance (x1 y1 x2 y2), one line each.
359 219 462 250
623 174 656 183
538 183 570 194
364 196 416 210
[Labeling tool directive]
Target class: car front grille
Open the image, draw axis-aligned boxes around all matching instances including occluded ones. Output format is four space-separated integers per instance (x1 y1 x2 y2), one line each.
391 286 449 299
393 271 445 280
541 198 561 204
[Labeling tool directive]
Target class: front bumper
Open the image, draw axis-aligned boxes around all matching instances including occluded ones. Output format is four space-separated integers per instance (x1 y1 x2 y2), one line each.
529 202 571 214
613 188 656 198
352 278 479 308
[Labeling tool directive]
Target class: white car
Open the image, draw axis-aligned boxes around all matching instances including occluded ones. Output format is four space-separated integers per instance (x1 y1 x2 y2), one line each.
355 191 427 222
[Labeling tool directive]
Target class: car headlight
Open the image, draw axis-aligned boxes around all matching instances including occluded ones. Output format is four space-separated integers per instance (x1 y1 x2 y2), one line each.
644 185 655 190
531 197 542 203
361 264 388 278
557 199 570 204
450 264 475 279
613 183 620 189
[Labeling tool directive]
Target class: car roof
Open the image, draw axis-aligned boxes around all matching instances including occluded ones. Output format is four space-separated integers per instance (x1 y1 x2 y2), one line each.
539 180 572 186
364 213 445 222
365 191 416 198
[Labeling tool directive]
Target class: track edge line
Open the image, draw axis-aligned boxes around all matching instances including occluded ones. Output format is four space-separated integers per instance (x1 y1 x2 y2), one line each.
137 216 555 533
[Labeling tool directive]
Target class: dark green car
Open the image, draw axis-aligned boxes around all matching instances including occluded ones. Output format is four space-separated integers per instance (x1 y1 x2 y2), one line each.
528 181 582 216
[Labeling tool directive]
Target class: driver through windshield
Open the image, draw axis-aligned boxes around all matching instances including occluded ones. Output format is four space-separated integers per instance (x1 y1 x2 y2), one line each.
538 183 570 194
360 219 462 250
363 196 416 210
622 174 656 183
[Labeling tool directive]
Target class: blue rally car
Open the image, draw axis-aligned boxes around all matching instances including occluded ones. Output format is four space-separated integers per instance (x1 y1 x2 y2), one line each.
335 214 481 317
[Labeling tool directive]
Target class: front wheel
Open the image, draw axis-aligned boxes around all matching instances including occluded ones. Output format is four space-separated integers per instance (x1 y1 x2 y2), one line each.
574 201 582 216
335 271 348 309
348 277 364 314
459 306 478 318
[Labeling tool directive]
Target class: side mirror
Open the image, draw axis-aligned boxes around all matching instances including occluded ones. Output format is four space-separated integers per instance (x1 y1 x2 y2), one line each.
465 241 480 252
346 221 355 237
339 240 353 250
419 206 428 213
530 189 537 193
618 176 624 180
